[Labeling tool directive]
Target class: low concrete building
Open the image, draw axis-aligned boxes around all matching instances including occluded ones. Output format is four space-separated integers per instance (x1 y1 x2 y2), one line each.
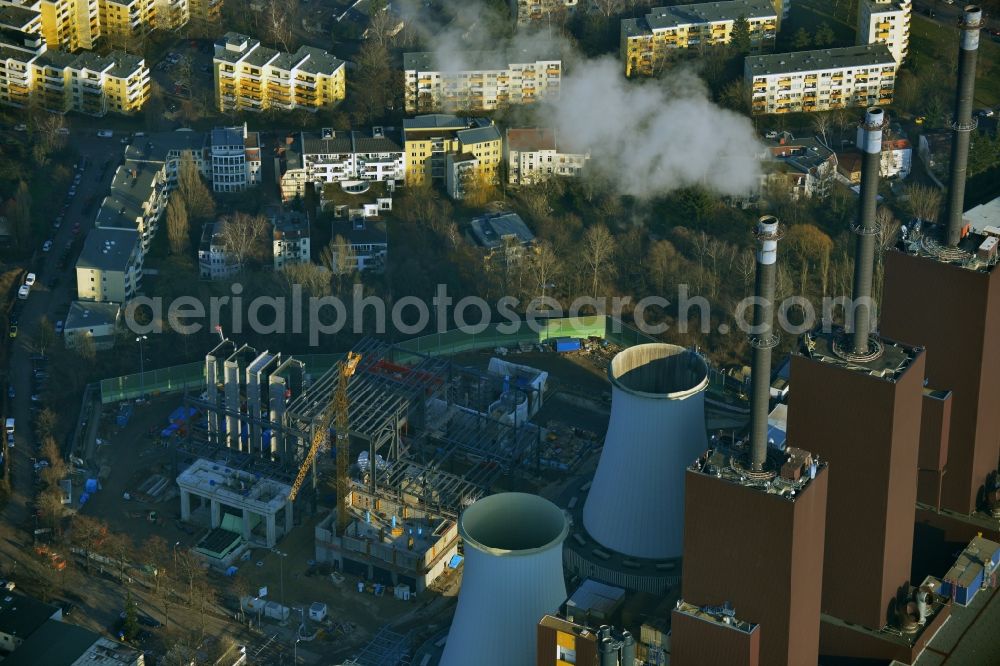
198 221 239 280
75 228 143 303
505 128 589 187
315 511 459 593
469 212 535 253
177 458 293 548
270 210 310 271
63 301 121 351
3 619 143 666
329 219 388 272
0 593 61 655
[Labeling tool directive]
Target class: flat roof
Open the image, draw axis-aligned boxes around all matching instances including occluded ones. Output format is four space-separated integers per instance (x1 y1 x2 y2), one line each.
456 125 501 145
403 50 558 72
126 129 206 163
65 301 121 331
674 599 759 634
746 43 895 76
796 328 921 380
649 0 775 30
469 212 534 249
506 127 556 152
76 228 139 272
176 458 292 514
347 515 452 555
0 5 39 30
965 196 1000 235
0 593 58 640
690 444 826 496
566 579 626 617
0 619 122 666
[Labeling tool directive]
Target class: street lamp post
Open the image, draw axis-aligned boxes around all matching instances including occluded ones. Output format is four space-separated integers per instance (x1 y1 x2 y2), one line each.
293 638 300 665
136 335 147 399
273 549 287 609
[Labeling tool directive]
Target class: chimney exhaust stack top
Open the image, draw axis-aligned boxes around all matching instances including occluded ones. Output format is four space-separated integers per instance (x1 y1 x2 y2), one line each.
962 7 983 50
750 216 782 471
944 6 984 246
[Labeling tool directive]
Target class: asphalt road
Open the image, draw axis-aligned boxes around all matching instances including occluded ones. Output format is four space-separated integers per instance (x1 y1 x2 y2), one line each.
5 132 125 530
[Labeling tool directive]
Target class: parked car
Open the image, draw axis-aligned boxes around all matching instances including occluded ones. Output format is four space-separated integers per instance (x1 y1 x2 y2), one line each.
24 273 36 287
97 129 113 138
54 321 64 335
8 325 16 339
42 240 52 252
17 285 29 300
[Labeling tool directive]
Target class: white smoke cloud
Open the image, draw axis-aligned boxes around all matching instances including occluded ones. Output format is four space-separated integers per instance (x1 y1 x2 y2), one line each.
548 58 764 198
393 0 763 199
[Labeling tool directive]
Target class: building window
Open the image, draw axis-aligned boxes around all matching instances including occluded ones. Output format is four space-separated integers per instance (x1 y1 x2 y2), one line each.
557 646 576 664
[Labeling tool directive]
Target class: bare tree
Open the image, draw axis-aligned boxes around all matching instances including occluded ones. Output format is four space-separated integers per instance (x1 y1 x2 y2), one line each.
737 248 756 297
592 0 625 17
582 224 616 300
69 515 109 573
812 113 832 147
874 206 901 310
903 183 943 225
321 235 357 293
177 152 215 220
281 262 332 297
266 0 295 51
166 192 190 255
35 317 56 356
219 212 269 269
529 241 561 304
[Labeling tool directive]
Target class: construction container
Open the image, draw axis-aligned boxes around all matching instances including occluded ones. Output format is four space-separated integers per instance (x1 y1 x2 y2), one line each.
977 236 998 261
554 337 581 353
264 601 289 621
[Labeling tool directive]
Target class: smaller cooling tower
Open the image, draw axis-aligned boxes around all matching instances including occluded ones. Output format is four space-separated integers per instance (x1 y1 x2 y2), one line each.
439 493 569 666
583 344 709 559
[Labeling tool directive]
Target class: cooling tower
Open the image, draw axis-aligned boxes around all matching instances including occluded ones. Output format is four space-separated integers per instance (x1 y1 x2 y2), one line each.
439 493 569 666
583 344 709 559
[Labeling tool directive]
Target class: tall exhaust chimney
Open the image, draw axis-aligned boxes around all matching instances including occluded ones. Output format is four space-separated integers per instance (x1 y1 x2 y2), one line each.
851 107 885 355
945 5 983 246
750 216 781 471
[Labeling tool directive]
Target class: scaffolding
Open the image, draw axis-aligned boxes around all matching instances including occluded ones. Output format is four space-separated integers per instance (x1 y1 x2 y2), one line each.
346 626 412 666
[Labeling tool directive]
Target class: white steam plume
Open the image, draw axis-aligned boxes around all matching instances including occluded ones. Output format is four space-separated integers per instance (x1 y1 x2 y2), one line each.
393 0 763 199
548 58 763 198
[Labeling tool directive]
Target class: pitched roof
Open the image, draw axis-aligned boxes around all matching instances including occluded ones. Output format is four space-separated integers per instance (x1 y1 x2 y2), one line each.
506 128 557 152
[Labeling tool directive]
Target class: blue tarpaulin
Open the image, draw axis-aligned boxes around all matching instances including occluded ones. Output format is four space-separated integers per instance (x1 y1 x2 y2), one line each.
448 555 463 569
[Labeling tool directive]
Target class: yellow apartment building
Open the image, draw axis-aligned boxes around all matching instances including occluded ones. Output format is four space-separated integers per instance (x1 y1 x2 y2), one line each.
621 0 777 77
213 32 346 113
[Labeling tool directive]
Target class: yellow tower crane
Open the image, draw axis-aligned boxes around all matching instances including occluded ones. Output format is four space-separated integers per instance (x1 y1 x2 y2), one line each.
287 352 361 537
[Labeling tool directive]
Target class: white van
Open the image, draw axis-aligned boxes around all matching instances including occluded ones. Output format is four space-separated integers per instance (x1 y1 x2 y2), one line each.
17 284 29 300
4 418 13 436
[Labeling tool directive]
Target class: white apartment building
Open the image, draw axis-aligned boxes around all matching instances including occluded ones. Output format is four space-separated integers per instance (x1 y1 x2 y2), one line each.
75 227 143 302
198 221 239 280
271 211 310 271
210 123 262 193
279 128 404 201
95 160 168 255
746 43 897 115
857 0 910 64
505 128 589 187
403 51 561 113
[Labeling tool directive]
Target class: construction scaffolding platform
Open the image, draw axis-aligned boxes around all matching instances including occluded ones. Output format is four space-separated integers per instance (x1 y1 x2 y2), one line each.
346 626 412 666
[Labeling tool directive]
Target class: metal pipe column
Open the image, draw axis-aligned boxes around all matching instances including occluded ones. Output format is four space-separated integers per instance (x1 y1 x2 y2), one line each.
945 5 983 246
750 216 781 471
852 107 885 355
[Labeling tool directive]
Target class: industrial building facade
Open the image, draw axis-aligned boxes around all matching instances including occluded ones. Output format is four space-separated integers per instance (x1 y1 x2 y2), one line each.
787 334 925 630
403 51 561 113
621 0 777 77
683 450 828 666
881 249 1000 515
746 43 897 114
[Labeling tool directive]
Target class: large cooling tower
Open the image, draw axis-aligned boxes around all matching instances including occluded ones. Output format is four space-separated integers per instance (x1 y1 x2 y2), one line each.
583 344 709 559
440 493 569 666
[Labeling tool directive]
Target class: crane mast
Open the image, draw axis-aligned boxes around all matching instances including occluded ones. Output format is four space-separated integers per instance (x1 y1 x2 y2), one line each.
287 353 360 539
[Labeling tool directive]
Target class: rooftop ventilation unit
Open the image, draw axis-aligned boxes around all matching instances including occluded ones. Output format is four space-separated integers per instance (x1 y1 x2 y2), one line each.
439 493 569 666
583 344 709 559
